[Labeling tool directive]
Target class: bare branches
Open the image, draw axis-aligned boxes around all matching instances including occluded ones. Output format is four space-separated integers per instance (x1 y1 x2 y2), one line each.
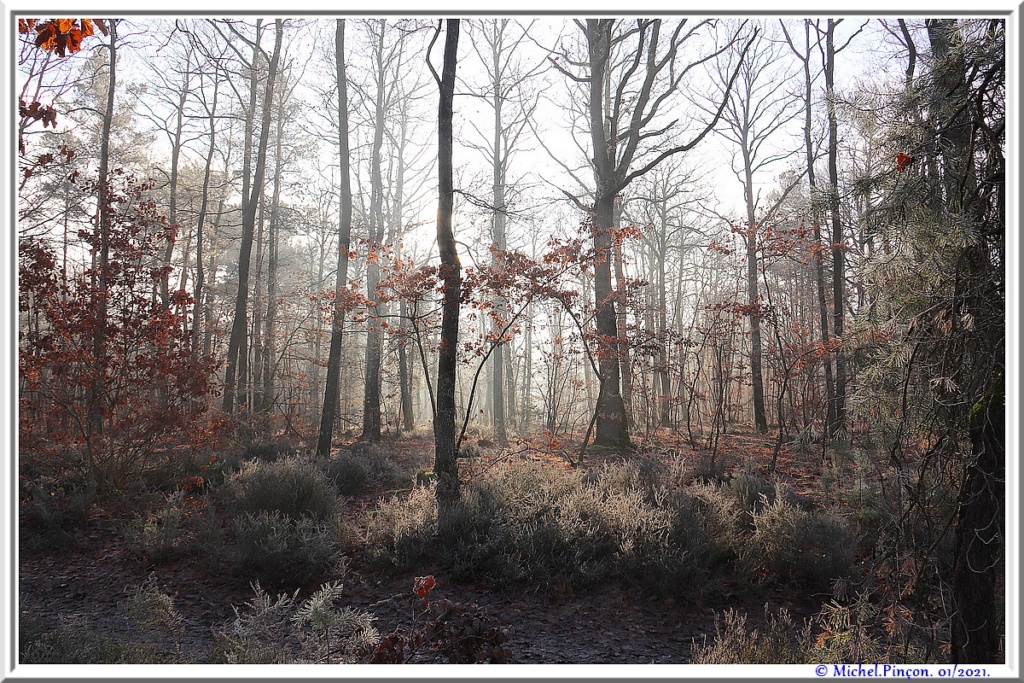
425 19 442 87
621 26 757 191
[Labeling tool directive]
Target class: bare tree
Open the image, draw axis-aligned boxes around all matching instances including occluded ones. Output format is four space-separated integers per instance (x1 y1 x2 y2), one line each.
548 19 754 448
138 34 196 309
701 23 802 433
626 160 706 430
428 18 461 500
780 18 836 437
820 18 866 437
222 19 283 414
316 19 355 457
465 18 543 445
184 41 226 357
88 18 118 441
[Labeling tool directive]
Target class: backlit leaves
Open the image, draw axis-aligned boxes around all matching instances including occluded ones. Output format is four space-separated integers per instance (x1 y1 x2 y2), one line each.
20 18 108 58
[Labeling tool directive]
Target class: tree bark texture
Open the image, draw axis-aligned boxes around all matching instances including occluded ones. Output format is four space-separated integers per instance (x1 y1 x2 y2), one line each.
432 19 461 499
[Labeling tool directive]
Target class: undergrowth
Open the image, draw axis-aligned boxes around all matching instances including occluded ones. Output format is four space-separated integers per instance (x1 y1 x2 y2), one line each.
365 460 855 597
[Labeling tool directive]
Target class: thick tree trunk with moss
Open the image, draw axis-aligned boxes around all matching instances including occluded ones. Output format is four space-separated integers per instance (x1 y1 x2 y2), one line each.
925 18 1005 665
951 379 1004 663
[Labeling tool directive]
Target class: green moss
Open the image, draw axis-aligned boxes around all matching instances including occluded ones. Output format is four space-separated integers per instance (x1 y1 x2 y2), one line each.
969 374 1003 427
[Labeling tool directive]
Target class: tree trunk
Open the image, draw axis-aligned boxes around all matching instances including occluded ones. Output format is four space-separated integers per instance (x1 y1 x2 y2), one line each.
88 18 117 457
801 20 837 436
591 191 630 448
251 191 266 410
224 20 282 414
612 195 633 430
951 380 1003 663
160 65 190 308
825 19 847 437
656 230 671 428
390 108 414 434
261 90 285 414
926 19 1003 664
490 47 509 446
316 18 354 457
585 21 630 450
520 302 533 432
433 18 461 501
742 143 768 433
361 20 388 442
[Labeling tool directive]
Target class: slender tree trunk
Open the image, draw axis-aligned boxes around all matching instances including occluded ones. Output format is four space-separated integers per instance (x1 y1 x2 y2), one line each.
656 232 671 427
800 20 837 436
361 21 388 442
740 139 769 433
398 297 414 431
261 94 285 414
88 19 117 460
490 44 509 446
224 21 282 414
612 195 633 430
825 20 847 437
252 192 266 410
316 19 354 457
160 65 190 308
433 19 461 500
390 116 414 433
520 303 533 431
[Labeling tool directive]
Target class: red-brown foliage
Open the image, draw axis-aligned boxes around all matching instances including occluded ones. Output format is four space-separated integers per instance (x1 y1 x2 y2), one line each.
19 175 218 491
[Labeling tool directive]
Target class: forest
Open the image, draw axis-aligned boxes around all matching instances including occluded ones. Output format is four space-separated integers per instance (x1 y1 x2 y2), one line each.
14 15 1008 670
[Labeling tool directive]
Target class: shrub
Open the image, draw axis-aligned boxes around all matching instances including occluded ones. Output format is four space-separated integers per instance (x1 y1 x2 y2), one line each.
219 456 340 521
118 577 191 661
243 438 299 463
367 462 731 596
693 596 938 665
210 582 297 663
685 480 744 547
365 484 438 567
122 490 192 564
229 511 347 588
745 491 855 589
725 466 778 526
21 579 187 664
20 614 156 664
692 607 809 664
321 452 370 494
210 581 378 664
291 580 380 663
20 475 96 548
19 193 217 494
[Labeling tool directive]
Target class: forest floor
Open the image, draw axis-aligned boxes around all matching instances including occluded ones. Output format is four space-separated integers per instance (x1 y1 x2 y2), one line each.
18 427 842 665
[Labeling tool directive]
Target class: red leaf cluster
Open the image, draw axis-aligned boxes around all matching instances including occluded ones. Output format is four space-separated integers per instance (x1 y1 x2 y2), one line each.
19 100 58 129
895 152 914 172
414 575 436 597
21 18 108 58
